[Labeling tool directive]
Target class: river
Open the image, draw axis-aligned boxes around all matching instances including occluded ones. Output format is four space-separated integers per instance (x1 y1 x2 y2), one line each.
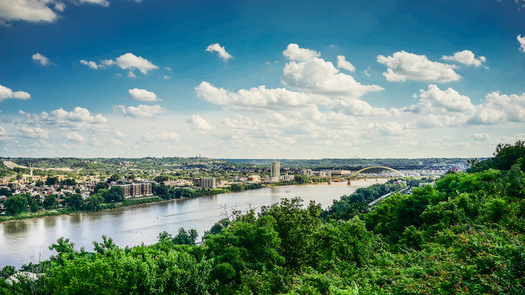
0 180 385 268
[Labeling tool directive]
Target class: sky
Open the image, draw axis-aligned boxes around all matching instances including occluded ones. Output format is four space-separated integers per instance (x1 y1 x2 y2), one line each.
0 0 524 159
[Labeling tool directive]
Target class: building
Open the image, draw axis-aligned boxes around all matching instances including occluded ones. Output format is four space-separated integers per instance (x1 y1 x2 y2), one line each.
281 174 295 182
193 177 217 189
247 175 261 183
116 182 153 198
271 160 280 181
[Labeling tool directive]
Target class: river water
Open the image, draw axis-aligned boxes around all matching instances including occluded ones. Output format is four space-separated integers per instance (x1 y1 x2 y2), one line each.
0 180 385 268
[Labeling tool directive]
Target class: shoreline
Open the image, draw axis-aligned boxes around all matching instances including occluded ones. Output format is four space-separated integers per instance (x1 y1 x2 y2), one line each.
0 180 385 223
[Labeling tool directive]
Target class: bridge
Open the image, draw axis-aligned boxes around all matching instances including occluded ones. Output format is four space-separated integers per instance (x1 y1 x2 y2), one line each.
347 166 405 179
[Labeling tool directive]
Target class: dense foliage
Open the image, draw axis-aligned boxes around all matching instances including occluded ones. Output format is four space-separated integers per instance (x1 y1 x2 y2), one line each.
1 143 524 294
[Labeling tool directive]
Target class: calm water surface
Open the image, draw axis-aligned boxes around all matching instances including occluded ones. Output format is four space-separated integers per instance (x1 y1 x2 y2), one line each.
0 180 385 268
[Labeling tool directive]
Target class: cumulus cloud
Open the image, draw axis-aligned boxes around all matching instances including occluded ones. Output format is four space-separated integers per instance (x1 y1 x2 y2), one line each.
377 51 461 82
115 53 158 74
0 84 31 102
468 92 525 124
0 0 110 24
128 88 160 102
115 104 166 117
281 55 383 99
187 114 215 133
336 55 356 72
42 106 108 129
206 43 233 61
469 133 491 142
196 81 327 110
442 50 486 67
0 0 58 23
330 98 394 116
143 131 180 142
518 35 525 53
80 60 98 69
32 53 50 66
14 126 48 139
406 84 475 113
80 53 158 75
283 43 320 61
63 131 85 142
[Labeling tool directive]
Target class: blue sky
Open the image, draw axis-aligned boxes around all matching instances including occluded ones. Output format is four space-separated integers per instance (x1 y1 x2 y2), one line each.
0 0 524 158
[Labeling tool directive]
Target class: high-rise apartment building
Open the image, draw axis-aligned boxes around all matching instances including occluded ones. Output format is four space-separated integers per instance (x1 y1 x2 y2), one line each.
271 160 280 181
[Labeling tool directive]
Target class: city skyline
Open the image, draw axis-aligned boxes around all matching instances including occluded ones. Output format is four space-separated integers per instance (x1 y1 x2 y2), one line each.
1 0 524 158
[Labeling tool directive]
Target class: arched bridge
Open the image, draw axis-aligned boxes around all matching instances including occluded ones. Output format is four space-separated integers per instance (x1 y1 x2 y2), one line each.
348 166 405 178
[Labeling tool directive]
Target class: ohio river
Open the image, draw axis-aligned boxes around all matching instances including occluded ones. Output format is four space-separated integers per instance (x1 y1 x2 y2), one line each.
0 180 385 268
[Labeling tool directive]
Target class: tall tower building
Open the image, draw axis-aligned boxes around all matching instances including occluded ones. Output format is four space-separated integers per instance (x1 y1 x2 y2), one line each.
271 160 280 180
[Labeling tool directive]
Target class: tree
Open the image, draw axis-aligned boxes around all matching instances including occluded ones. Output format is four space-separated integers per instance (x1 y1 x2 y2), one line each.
172 227 199 245
0 187 12 197
93 182 109 194
109 186 124 202
64 194 84 210
43 194 58 209
45 177 58 186
4 195 28 215
86 194 104 211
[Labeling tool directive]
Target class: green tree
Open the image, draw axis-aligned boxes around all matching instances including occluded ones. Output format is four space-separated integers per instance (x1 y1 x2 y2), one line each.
45 177 58 186
86 194 104 211
64 194 84 210
43 194 58 209
4 195 28 215
0 187 12 197
93 182 109 194
172 227 199 245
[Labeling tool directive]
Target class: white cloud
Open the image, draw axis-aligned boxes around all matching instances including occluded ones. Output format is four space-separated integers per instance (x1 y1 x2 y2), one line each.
336 55 356 72
407 84 475 113
115 104 166 117
54 2 65 11
281 56 383 99
0 0 110 24
206 43 233 61
82 53 159 75
468 92 525 124
415 114 468 128
0 0 58 23
143 131 180 142
80 60 98 69
377 51 461 82
469 133 491 142
79 0 109 6
63 132 85 142
187 114 216 133
163 75 171 80
0 84 31 102
442 50 486 67
195 81 327 110
14 126 48 139
518 35 525 53
283 43 320 61
115 53 158 74
45 106 108 129
330 98 394 116
32 53 50 66
128 88 160 102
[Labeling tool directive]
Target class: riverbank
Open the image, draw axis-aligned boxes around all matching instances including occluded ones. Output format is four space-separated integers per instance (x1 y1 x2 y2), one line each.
0 184 265 223
0 196 165 223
